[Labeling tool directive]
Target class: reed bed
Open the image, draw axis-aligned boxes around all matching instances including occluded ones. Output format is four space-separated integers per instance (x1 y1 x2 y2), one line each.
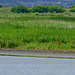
0 13 75 52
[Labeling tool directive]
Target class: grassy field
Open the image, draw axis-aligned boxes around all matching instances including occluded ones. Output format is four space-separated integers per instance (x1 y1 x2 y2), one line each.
0 7 75 53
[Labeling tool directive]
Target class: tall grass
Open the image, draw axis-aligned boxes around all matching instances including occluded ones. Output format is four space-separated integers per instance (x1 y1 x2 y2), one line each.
0 13 75 51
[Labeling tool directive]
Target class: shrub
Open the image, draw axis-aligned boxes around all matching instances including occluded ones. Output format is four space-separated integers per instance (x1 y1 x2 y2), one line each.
70 5 75 8
7 41 19 48
0 40 7 48
10 5 29 13
32 5 49 13
4 5 8 7
69 8 75 12
0 5 2 7
48 5 66 13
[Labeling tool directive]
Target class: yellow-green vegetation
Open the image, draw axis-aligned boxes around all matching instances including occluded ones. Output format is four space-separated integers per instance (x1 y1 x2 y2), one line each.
0 7 75 53
0 7 11 13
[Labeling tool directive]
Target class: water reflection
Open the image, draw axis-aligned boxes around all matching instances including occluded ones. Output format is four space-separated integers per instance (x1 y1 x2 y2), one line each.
0 56 75 75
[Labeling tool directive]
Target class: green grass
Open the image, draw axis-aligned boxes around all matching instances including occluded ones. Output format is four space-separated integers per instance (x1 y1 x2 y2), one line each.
0 7 11 14
0 12 75 52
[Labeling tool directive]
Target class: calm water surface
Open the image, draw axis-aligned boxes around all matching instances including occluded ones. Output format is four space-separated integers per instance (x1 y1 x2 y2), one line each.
0 56 75 75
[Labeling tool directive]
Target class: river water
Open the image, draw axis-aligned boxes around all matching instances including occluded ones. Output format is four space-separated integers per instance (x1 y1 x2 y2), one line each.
0 56 75 75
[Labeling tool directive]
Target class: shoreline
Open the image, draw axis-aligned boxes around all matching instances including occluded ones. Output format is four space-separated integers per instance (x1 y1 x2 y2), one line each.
0 49 75 59
0 48 75 53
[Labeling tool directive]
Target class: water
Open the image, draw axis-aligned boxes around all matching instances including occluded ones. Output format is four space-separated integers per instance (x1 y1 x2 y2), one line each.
0 56 75 75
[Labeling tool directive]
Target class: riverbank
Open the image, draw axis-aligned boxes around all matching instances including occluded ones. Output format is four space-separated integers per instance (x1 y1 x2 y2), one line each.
0 50 75 59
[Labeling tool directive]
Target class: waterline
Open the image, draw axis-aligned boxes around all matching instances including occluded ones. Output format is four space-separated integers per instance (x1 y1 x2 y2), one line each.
0 54 75 59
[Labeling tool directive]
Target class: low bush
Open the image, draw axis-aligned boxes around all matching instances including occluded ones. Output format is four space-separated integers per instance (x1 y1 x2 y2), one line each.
4 5 8 7
10 5 29 13
7 41 19 48
0 40 6 48
0 5 2 8
69 8 75 12
48 5 66 13
70 5 75 8
32 5 49 13
0 40 19 48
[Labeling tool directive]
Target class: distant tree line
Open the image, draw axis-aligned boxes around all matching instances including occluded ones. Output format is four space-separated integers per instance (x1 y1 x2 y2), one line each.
0 4 75 13
10 5 29 13
70 5 75 8
70 5 75 12
32 5 66 13
10 5 66 13
0 4 9 7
